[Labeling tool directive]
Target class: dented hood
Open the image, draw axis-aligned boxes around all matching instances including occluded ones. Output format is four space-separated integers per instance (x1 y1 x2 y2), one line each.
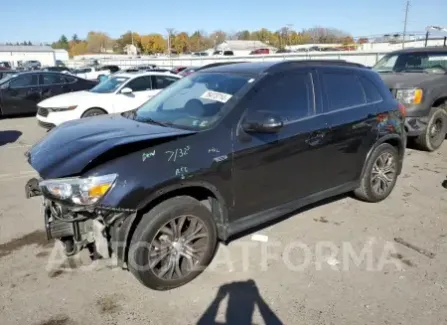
26 114 196 179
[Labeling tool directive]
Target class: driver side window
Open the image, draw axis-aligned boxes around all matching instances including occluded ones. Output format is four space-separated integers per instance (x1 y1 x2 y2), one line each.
245 72 314 123
10 74 39 88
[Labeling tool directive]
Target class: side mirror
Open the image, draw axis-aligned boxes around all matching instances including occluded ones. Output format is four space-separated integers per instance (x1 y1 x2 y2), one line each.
121 87 133 95
242 112 284 133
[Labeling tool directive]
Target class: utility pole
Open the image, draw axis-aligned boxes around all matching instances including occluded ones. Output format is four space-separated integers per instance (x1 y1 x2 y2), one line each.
402 1 410 48
166 28 174 57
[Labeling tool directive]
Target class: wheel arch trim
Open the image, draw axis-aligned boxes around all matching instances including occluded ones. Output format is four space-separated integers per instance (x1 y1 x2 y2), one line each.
117 181 230 266
360 134 405 179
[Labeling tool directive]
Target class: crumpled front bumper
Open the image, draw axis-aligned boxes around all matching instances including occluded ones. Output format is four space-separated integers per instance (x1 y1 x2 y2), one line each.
25 176 136 267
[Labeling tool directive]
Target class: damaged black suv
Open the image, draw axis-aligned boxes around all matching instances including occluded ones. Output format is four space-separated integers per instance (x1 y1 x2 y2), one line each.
25 60 406 290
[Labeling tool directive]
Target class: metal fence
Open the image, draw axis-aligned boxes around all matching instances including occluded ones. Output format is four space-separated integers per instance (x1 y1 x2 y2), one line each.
66 51 388 69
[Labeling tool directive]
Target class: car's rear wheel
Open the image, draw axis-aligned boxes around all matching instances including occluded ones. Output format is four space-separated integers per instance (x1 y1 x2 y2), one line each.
82 108 106 118
414 107 447 152
128 196 217 291
354 143 399 202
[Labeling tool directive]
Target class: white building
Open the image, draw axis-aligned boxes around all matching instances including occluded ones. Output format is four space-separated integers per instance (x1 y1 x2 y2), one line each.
0 45 56 68
216 40 276 56
54 49 69 62
124 44 139 56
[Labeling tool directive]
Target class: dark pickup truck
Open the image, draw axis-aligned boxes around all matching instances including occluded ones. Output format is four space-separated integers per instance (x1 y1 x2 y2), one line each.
373 47 447 151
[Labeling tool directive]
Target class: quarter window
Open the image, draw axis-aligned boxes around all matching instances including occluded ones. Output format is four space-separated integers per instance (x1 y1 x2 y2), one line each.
151 75 179 89
322 72 366 111
246 72 313 122
41 74 65 85
63 76 77 84
360 77 383 103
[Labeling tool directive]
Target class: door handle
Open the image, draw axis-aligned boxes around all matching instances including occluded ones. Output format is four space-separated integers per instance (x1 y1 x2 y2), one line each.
305 131 326 146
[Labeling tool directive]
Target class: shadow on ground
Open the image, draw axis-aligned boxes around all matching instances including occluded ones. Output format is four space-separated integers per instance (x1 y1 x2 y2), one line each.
197 279 283 325
0 130 22 146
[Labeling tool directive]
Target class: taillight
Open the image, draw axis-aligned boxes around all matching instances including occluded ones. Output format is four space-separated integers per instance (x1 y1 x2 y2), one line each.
398 103 406 117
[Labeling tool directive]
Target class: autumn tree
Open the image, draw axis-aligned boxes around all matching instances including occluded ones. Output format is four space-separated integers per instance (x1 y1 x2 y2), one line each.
116 31 141 53
86 31 113 53
69 41 88 57
171 32 189 53
140 34 166 54
209 30 227 48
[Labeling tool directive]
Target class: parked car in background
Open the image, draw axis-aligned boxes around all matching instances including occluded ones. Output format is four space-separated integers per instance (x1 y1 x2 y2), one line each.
43 66 73 74
373 47 447 151
212 50 234 56
73 66 112 81
25 60 405 291
171 66 187 74
55 60 66 67
0 61 12 70
0 71 97 117
250 48 270 55
36 71 181 128
99 65 120 73
23 60 41 70
0 70 17 81
178 61 247 77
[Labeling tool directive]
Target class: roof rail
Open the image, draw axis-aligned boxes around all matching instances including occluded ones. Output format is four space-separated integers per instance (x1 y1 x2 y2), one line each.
297 59 367 68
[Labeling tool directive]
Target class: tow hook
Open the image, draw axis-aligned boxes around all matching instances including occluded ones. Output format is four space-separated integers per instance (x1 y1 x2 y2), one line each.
25 177 42 198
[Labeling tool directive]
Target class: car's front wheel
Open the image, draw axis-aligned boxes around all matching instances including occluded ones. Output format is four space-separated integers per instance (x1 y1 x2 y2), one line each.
354 143 399 202
414 107 447 152
128 196 218 290
82 108 106 118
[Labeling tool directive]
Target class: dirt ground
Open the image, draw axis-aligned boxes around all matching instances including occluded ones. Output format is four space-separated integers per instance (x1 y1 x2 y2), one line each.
1 116 446 325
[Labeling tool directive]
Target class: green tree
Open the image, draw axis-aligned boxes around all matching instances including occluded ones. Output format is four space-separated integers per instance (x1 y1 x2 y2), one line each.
52 35 69 50
236 30 251 40
72 34 79 43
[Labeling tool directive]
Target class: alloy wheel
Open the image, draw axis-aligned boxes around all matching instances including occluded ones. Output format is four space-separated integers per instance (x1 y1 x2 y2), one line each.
371 152 396 196
148 215 209 281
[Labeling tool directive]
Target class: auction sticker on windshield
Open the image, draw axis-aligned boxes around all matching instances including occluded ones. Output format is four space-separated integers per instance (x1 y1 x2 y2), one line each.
200 90 232 103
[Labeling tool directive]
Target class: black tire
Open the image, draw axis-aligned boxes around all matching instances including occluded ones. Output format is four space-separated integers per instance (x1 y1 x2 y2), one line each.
354 143 399 203
414 108 447 152
82 108 106 118
128 196 218 291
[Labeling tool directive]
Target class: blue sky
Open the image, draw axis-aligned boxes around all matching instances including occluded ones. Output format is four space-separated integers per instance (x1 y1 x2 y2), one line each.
2 0 447 43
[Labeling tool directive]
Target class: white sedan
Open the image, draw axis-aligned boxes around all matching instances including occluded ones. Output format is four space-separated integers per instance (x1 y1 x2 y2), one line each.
36 71 181 128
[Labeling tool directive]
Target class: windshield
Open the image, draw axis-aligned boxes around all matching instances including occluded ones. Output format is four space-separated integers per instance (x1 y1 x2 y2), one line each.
90 76 129 94
131 72 251 130
0 73 17 84
373 52 447 73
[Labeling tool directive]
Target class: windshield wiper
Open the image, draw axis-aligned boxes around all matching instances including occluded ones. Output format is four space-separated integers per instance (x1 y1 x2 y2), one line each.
139 117 173 127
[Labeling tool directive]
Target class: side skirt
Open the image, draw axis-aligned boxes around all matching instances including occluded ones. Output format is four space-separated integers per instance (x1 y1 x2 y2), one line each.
225 181 358 239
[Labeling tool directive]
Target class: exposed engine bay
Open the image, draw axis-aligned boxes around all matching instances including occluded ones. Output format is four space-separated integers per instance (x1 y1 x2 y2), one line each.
26 177 127 263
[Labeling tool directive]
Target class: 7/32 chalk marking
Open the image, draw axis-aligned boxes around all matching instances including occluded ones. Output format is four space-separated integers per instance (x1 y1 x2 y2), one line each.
166 146 190 162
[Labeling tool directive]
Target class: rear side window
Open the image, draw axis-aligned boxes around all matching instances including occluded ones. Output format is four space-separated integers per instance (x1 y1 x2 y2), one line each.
321 72 366 111
151 75 179 89
41 74 65 85
246 72 313 122
360 77 383 103
126 76 152 92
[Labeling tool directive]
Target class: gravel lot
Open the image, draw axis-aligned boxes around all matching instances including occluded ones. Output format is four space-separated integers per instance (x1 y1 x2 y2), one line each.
1 116 447 325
